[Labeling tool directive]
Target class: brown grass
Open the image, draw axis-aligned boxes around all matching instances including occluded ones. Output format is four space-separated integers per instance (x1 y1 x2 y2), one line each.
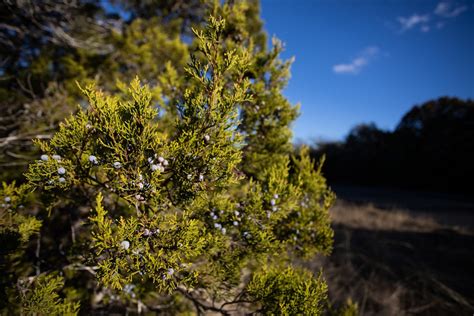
330 201 442 233
307 200 474 315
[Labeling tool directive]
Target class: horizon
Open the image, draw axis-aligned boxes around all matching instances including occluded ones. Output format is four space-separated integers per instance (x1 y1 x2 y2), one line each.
260 0 474 143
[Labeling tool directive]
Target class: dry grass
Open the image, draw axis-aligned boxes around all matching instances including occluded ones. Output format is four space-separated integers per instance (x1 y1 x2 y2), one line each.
307 200 474 315
330 201 442 233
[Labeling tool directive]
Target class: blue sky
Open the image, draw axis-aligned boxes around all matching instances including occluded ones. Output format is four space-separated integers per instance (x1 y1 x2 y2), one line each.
260 0 474 142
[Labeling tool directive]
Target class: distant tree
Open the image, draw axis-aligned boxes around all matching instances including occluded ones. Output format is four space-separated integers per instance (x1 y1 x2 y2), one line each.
314 123 390 185
111 0 209 34
394 97 474 191
312 97 474 193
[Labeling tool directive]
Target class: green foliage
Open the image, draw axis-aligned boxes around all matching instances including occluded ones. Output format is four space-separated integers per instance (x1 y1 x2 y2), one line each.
336 299 359 316
89 192 206 292
0 182 40 246
18 274 79 315
246 265 328 315
0 3 194 178
325 298 359 316
1 1 337 314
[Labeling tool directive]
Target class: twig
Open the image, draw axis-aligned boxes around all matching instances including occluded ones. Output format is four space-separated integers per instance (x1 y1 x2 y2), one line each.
35 232 41 276
0 134 52 148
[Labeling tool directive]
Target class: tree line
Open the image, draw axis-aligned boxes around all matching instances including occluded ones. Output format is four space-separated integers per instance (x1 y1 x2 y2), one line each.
311 97 474 194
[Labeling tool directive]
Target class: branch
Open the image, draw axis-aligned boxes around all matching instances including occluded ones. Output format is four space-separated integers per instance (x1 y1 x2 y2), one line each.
64 263 99 276
0 134 52 148
177 286 230 315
